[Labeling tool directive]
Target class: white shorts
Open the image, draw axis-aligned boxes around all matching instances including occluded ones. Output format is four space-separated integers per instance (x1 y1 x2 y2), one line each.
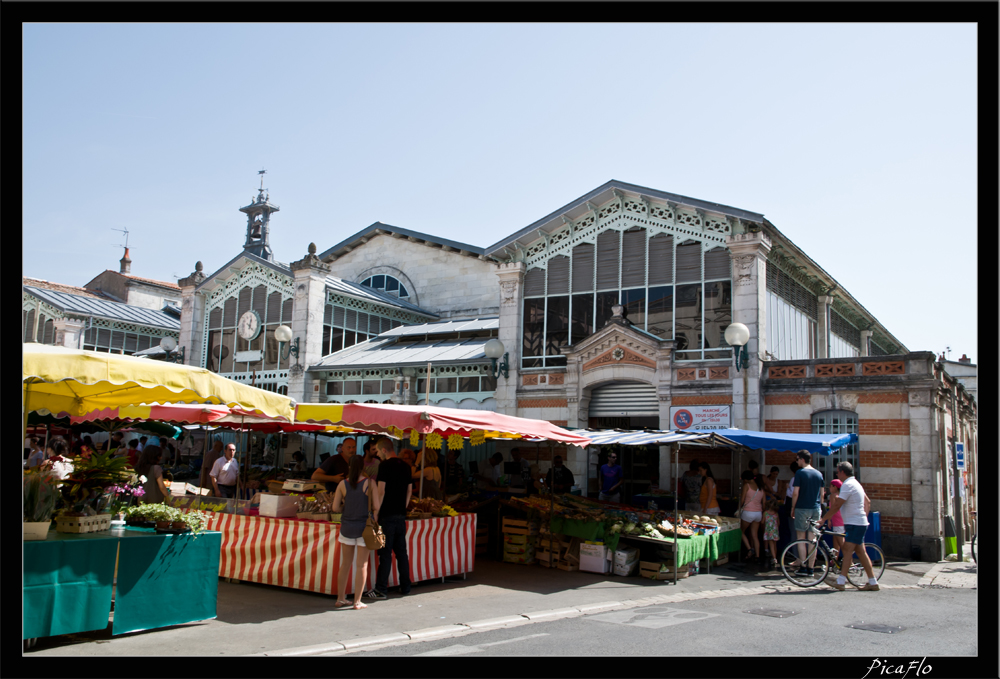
704 507 720 516
338 533 366 546
829 526 845 534
741 510 763 523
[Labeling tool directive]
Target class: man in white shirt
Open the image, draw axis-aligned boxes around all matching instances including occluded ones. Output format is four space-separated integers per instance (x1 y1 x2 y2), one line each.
210 443 240 498
820 461 878 591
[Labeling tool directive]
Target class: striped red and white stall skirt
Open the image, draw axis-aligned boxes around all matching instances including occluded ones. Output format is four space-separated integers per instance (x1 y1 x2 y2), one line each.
202 512 477 596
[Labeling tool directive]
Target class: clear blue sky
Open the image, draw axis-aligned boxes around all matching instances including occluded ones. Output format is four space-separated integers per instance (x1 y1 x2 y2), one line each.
22 23 978 362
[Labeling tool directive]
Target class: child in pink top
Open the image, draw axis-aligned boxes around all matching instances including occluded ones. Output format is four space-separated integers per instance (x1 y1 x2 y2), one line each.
827 479 846 558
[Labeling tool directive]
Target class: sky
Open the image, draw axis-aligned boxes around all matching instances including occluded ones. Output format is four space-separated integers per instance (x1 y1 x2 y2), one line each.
22 23 978 363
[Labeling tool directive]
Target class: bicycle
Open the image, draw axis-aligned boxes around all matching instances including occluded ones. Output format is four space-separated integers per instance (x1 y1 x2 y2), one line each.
780 519 886 588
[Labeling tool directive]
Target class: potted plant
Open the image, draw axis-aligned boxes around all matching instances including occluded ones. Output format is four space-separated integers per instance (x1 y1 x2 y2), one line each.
181 510 209 535
24 471 59 540
61 447 135 516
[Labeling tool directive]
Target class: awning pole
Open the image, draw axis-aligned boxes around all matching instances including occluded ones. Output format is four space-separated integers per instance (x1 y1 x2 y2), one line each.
673 442 679 585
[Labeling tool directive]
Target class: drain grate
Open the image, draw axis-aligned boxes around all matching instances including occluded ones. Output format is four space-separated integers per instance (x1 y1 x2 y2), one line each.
744 608 800 618
847 622 905 634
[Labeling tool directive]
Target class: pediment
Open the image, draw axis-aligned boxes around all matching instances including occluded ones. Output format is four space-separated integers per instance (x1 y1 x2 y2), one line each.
566 319 671 368
582 343 656 373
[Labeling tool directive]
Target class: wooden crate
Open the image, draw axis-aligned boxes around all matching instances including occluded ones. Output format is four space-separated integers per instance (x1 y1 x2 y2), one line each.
55 514 112 534
556 562 579 572
502 517 538 536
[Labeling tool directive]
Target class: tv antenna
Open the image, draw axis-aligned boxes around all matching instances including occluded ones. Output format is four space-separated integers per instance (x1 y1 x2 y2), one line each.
111 226 131 249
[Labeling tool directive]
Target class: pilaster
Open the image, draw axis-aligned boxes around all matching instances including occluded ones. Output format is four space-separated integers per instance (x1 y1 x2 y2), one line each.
177 262 207 367
288 244 332 405
52 317 87 349
817 295 833 358
860 329 873 357
725 232 771 431
494 262 524 415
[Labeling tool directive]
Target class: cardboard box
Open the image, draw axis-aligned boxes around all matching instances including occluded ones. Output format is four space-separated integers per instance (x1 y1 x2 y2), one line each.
614 560 638 577
259 493 299 518
614 547 639 566
579 554 611 574
580 542 608 560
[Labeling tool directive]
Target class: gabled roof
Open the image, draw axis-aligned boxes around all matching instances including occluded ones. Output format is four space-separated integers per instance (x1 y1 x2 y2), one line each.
318 222 486 263
197 251 438 318
22 277 112 301
484 179 766 257
83 269 181 292
23 284 181 331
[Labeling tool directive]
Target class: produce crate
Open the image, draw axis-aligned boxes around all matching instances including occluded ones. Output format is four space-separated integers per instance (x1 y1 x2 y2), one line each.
55 514 112 534
502 551 535 565
556 562 578 572
502 517 538 536
267 480 287 494
712 554 729 567
503 532 535 546
535 550 557 566
503 541 536 556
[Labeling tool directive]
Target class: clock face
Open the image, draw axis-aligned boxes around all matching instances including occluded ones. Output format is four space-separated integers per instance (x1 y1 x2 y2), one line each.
238 310 261 341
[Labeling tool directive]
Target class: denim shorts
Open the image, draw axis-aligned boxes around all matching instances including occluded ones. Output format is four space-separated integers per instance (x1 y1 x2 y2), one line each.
844 523 868 545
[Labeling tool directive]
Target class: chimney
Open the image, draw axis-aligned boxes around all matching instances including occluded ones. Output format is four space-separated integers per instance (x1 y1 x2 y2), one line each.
120 247 132 274
959 354 971 364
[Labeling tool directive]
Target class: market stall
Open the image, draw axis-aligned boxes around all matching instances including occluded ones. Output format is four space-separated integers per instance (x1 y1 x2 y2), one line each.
22 526 221 640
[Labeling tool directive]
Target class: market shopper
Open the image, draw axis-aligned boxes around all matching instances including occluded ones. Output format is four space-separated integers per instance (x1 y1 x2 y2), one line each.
137 445 170 504
477 452 504 487
444 449 464 494
200 439 224 490
26 438 46 469
332 455 381 610
546 455 575 495
776 461 798 556
312 438 356 492
361 442 381 481
137 436 148 453
825 479 847 560
369 436 412 601
210 443 240 498
125 439 141 467
290 451 308 473
762 499 781 570
598 451 624 503
412 448 442 500
103 431 124 454
763 466 781 500
508 448 531 489
682 460 703 511
790 451 825 576
697 462 721 515
821 461 879 591
738 469 765 561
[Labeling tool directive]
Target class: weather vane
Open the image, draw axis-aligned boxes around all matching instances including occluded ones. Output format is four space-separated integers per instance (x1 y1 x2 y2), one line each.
259 168 267 192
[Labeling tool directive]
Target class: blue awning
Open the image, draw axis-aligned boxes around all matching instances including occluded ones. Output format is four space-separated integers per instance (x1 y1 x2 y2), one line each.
712 428 857 455
568 429 741 447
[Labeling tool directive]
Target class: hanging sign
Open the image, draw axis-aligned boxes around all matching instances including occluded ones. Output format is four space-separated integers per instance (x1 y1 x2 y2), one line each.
955 442 965 470
235 350 262 363
669 405 731 430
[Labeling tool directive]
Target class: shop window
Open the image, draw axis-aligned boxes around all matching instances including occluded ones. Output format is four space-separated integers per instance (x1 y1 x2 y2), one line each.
812 410 859 485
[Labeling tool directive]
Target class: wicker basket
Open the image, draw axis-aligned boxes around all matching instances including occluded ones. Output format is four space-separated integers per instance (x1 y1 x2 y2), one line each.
56 514 113 534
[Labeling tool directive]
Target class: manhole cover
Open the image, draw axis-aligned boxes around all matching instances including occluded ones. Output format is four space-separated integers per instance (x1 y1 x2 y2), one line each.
745 608 800 618
847 622 905 634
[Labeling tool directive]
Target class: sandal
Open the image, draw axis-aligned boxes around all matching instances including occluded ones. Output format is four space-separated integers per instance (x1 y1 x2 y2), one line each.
334 599 351 608
353 601 368 610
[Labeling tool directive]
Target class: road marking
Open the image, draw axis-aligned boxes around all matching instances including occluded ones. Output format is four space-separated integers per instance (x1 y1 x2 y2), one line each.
586 606 720 629
415 633 550 656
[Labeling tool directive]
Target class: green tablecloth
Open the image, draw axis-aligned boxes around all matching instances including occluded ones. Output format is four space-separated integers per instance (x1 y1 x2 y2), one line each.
716 528 742 555
23 527 221 639
620 528 742 567
23 530 118 639
549 516 621 554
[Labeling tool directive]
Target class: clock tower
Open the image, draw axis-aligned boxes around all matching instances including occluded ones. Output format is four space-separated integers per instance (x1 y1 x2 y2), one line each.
239 170 279 261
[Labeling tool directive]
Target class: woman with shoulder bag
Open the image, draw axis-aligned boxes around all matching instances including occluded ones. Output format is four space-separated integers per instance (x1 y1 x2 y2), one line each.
332 455 381 610
738 470 765 562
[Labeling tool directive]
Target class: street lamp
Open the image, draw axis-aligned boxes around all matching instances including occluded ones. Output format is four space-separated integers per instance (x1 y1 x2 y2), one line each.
159 336 185 364
724 323 750 373
275 325 300 360
484 338 509 380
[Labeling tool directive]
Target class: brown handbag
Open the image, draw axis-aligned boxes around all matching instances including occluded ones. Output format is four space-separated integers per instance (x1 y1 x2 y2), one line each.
362 480 385 550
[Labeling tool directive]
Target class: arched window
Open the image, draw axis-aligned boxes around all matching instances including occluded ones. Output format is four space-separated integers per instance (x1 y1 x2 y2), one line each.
361 274 410 300
811 410 859 484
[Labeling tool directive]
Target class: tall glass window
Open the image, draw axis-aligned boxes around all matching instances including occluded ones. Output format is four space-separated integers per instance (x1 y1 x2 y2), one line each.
519 225 733 367
812 411 859 485
205 285 291 373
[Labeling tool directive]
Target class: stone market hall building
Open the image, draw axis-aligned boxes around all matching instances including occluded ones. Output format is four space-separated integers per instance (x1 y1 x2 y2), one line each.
169 178 975 561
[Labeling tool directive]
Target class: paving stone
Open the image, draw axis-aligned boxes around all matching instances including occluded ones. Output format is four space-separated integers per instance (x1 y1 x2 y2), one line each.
338 633 411 650
463 615 530 629
404 624 471 640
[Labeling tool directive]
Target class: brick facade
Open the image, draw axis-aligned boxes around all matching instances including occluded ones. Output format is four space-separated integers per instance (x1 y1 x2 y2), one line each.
858 419 910 436
859 450 911 468
857 392 908 403
517 398 568 409
864 482 912 502
672 395 734 405
881 516 914 536
763 394 811 405
763 419 812 433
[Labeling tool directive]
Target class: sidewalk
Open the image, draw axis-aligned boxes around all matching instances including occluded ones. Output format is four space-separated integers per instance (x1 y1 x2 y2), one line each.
917 543 978 589
24 550 968 657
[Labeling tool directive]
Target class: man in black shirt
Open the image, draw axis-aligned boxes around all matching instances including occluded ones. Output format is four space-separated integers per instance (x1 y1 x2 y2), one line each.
311 438 356 492
546 455 575 494
368 436 412 600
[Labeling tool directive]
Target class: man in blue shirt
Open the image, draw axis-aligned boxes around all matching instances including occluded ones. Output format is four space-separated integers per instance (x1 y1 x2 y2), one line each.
790 450 825 576
598 452 623 503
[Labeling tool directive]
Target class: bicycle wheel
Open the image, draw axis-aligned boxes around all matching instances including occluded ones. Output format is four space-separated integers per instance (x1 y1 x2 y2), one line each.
780 540 830 587
846 543 886 588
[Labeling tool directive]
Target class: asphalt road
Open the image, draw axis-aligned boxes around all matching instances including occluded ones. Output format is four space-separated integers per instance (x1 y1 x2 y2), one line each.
339 587 979 658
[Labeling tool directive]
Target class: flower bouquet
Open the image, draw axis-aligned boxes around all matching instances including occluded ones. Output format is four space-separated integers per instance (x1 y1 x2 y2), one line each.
24 471 60 540
59 447 135 517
